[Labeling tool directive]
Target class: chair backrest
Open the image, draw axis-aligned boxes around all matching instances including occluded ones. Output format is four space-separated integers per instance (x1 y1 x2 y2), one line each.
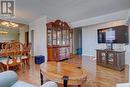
5 43 12 57
23 43 32 56
27 43 32 52
4 42 23 65
1 42 7 49
27 43 32 56
1 42 8 52
5 43 15 65
13 42 24 59
0 43 6 57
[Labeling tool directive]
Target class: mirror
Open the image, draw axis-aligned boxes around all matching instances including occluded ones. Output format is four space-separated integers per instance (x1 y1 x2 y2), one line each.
0 19 29 43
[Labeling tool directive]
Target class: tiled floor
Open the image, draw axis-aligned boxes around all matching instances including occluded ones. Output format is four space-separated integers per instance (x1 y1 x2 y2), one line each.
16 55 128 87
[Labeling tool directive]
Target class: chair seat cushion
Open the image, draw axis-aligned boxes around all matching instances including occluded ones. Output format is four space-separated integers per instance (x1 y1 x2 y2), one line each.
17 56 28 59
0 57 7 62
11 80 36 87
2 58 21 65
21 56 28 59
40 81 58 87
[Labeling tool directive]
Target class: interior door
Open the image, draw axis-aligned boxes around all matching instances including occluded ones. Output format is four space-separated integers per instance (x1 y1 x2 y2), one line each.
25 31 29 44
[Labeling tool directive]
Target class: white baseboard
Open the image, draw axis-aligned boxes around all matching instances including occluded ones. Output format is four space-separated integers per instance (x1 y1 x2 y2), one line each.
116 83 130 87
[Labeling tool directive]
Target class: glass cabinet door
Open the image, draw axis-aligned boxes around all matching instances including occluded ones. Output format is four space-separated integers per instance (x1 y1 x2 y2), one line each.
57 30 62 45
66 30 69 45
69 31 73 53
107 52 114 65
62 30 67 45
47 30 52 46
101 52 106 64
52 29 57 45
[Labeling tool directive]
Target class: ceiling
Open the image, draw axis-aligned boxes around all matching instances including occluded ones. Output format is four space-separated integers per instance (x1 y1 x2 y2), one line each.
2 0 130 24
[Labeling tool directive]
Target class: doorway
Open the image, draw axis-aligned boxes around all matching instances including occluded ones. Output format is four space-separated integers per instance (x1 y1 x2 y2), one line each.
73 28 82 55
25 31 29 45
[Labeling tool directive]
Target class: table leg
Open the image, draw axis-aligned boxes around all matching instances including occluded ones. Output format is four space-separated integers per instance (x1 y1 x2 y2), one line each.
40 69 43 85
63 76 69 87
0 63 4 72
80 79 87 87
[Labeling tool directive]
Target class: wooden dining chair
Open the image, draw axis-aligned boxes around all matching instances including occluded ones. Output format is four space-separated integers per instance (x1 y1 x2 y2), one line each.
1 42 22 70
1 42 7 50
21 43 31 67
1 42 8 54
0 63 4 72
0 42 9 71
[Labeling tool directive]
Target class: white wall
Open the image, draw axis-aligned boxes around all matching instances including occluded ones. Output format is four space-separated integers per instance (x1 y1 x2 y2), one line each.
73 28 82 53
29 16 47 62
19 26 29 43
82 20 130 64
126 10 130 25
127 10 130 82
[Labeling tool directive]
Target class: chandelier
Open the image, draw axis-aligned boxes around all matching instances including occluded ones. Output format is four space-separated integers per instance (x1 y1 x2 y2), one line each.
0 30 8 35
1 21 19 28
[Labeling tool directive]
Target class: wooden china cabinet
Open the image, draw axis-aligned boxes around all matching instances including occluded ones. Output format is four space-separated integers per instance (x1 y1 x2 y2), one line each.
46 20 73 61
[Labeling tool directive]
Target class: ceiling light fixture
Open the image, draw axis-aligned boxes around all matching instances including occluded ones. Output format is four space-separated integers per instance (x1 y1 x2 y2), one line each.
1 21 19 28
0 30 8 34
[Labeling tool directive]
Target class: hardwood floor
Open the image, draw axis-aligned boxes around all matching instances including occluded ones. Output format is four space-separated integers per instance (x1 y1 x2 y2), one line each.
16 55 128 87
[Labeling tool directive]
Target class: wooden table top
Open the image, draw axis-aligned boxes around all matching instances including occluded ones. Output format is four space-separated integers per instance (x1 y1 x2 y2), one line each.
40 62 87 86
0 50 28 57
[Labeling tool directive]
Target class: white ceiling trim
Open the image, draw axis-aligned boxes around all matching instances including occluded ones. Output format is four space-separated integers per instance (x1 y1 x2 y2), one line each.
126 10 130 25
71 9 129 28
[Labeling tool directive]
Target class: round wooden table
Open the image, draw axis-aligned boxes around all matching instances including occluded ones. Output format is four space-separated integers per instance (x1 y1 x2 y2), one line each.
40 62 87 87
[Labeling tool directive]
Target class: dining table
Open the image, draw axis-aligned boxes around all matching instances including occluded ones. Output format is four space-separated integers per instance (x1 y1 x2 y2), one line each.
0 50 28 63
0 50 29 56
